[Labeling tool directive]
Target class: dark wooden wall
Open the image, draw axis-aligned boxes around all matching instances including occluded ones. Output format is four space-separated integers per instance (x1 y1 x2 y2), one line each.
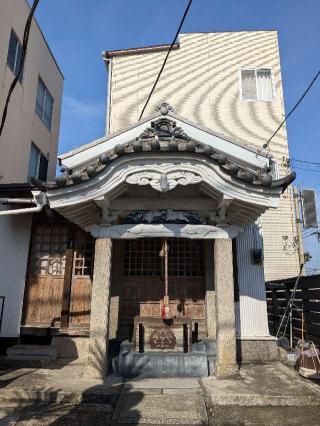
266 275 320 345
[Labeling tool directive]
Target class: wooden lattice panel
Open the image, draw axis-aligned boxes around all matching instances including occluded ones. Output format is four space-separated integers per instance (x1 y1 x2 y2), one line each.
119 239 206 337
73 230 95 277
123 238 204 278
30 225 68 276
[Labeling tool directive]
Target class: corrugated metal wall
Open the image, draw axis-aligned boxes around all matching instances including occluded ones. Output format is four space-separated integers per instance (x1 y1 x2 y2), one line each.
0 211 32 337
235 223 270 337
108 31 300 280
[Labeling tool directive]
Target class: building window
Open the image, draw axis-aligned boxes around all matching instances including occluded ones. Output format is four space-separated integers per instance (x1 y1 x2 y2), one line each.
35 77 54 130
28 143 48 182
270 160 279 179
240 68 275 101
7 30 24 82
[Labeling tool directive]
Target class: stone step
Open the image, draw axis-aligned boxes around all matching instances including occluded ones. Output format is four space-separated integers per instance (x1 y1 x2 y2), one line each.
202 339 217 356
207 355 216 376
7 344 58 360
192 341 206 353
114 351 209 378
0 355 53 368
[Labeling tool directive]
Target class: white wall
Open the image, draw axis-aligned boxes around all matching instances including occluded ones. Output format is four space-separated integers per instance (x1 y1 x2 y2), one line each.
0 210 32 337
235 223 270 338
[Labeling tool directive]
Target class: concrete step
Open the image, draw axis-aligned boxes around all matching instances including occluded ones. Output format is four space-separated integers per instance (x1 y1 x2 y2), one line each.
0 355 53 368
192 341 206 353
0 385 119 406
7 344 58 360
202 339 217 356
4 344 58 368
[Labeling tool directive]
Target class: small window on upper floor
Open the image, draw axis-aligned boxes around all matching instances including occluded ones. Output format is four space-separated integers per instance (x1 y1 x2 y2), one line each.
28 142 48 182
240 68 275 101
269 160 279 180
7 30 24 83
35 77 54 130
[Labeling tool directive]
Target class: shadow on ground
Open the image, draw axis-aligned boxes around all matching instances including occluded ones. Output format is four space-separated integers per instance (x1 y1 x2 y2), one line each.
0 343 145 425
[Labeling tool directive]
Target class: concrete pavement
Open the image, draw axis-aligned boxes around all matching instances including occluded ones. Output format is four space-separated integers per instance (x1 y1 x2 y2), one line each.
0 360 320 424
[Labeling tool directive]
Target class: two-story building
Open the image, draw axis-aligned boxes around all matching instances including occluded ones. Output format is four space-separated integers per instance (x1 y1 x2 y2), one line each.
0 31 300 379
0 0 63 345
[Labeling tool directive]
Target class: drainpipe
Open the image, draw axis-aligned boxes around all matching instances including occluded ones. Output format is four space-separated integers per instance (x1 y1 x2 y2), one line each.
0 191 46 216
0 198 35 204
104 54 113 136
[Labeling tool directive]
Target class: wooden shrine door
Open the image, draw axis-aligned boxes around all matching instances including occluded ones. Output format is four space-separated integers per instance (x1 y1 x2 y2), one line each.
22 223 94 330
119 238 206 337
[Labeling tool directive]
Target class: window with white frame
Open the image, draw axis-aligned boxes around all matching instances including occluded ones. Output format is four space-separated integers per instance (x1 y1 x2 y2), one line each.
35 77 54 130
240 69 275 101
28 142 48 182
269 160 279 180
7 30 24 82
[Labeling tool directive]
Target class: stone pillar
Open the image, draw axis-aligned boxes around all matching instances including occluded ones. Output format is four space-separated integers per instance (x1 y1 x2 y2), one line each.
214 238 239 378
84 238 112 379
205 241 216 338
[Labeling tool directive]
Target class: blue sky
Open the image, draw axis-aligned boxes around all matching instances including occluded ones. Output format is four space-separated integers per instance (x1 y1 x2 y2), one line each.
31 0 320 272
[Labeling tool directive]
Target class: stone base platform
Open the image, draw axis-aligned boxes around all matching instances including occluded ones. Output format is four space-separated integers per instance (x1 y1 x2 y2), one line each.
112 340 217 378
236 337 278 363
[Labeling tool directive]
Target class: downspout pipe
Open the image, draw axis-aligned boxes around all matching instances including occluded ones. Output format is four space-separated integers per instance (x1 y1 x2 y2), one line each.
103 53 113 136
0 191 47 216
0 198 34 204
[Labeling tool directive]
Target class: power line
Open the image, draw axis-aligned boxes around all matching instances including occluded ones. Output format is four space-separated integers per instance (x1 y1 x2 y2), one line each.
0 0 40 137
291 158 320 166
138 0 193 121
264 70 320 152
291 165 320 173
290 117 318 132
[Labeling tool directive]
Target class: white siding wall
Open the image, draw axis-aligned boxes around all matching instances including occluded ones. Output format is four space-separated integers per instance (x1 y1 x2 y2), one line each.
235 224 270 337
0 210 32 337
108 31 300 280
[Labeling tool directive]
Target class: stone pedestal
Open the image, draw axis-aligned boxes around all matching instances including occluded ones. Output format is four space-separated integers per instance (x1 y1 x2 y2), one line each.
84 238 112 379
214 238 239 378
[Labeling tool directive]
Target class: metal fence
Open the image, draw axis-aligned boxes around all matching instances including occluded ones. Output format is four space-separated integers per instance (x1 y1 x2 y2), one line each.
266 275 320 345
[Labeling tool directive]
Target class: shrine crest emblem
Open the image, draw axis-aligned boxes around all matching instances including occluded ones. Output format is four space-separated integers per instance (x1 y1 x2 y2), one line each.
149 326 176 350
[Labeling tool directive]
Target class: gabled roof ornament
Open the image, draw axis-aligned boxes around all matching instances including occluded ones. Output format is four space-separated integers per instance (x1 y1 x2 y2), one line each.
138 117 191 142
155 102 174 115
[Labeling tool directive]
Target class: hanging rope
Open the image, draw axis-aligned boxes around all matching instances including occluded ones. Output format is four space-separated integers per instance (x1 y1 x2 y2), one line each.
164 238 169 300
160 238 172 320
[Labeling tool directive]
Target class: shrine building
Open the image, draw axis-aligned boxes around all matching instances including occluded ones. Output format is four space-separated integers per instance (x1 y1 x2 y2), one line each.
0 32 299 378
